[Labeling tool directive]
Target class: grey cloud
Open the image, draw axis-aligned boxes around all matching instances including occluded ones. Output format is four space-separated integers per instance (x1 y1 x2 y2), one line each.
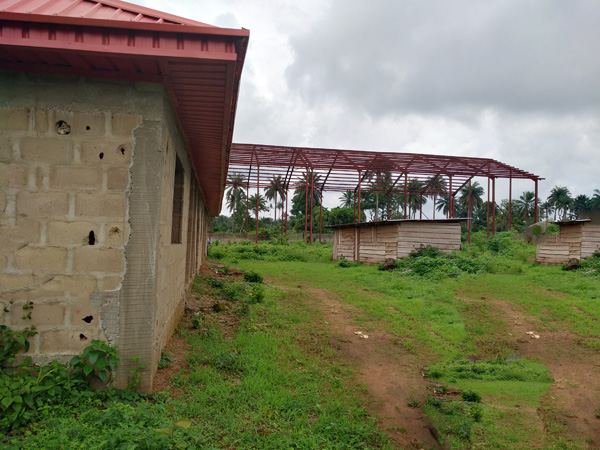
285 0 600 116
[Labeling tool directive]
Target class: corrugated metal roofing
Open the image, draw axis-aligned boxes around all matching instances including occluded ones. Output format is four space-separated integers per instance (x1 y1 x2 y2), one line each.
0 0 210 26
0 0 248 215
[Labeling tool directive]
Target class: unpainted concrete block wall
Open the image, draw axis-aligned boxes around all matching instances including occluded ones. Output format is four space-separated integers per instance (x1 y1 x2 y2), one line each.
1 71 211 391
0 103 137 362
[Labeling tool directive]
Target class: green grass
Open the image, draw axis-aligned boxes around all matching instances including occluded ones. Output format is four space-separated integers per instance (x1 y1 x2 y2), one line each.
213 234 600 449
5 273 392 450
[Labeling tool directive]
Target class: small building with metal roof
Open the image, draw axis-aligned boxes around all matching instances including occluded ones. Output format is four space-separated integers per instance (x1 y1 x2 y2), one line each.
0 0 248 390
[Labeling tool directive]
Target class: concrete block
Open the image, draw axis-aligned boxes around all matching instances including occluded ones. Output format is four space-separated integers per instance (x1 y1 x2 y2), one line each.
75 192 125 218
111 113 140 137
0 254 6 271
71 112 106 137
0 274 34 292
11 302 66 327
80 140 131 165
0 107 30 131
34 109 50 133
0 137 12 160
40 275 97 297
15 246 67 272
73 247 123 273
0 191 5 212
47 221 98 246
20 137 70 163
40 330 92 354
101 276 122 290
16 191 69 218
50 166 103 190
106 167 130 191
0 220 41 251
0 162 29 188
104 222 129 247
67 297 101 327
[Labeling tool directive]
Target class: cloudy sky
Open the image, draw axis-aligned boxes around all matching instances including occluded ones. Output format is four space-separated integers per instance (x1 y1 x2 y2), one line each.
137 0 599 207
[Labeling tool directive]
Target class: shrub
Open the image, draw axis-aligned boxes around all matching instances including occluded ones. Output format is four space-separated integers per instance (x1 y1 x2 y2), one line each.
461 390 482 403
243 270 264 283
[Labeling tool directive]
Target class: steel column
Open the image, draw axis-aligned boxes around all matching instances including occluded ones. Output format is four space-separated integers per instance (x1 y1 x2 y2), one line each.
492 177 496 235
508 170 512 231
358 171 362 223
468 180 472 244
534 180 539 223
486 178 490 238
255 165 259 244
404 173 408 219
309 170 314 245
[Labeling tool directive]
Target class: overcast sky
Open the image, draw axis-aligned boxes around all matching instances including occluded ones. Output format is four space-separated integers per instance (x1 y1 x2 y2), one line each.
138 0 599 208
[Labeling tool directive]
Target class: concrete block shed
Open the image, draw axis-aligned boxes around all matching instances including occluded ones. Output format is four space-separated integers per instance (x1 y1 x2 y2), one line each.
0 0 248 390
536 220 600 264
330 219 465 264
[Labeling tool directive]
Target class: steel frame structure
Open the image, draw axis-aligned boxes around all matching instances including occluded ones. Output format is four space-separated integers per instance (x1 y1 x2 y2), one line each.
227 143 544 243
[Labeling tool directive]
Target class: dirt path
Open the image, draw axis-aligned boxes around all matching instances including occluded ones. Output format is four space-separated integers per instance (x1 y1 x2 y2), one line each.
462 293 600 448
298 285 442 450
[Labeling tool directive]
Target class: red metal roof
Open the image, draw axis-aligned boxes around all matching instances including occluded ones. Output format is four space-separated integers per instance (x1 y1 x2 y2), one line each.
0 0 249 215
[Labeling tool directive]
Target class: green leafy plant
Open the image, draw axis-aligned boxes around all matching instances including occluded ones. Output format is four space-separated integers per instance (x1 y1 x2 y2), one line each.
70 340 119 384
154 402 192 448
243 270 264 283
462 390 482 403
158 350 173 369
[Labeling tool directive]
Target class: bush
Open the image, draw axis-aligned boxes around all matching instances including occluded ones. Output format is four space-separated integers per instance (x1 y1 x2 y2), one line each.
243 270 263 283
461 390 482 403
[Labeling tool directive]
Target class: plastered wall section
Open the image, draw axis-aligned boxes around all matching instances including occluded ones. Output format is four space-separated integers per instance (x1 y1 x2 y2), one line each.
0 92 137 363
151 103 208 383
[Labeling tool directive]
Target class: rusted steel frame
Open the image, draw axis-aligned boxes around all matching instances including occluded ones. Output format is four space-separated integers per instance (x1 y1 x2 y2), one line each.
310 170 314 245
419 195 423 219
255 163 260 244
468 179 472 244
404 173 408 218
358 171 362 224
487 177 490 239
245 150 254 239
209 216 212 242
304 169 309 244
320 152 340 188
282 150 300 236
448 176 453 218
534 179 539 223
508 170 512 231
319 191 323 243
492 177 496 235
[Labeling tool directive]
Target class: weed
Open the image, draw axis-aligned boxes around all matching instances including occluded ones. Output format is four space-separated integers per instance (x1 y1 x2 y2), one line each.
191 312 203 329
407 396 421 408
158 350 173 369
462 390 482 403
243 270 264 283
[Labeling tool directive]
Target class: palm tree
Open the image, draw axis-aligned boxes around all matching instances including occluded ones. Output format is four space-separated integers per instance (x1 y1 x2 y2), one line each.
248 193 269 216
339 190 355 208
436 195 450 218
226 173 246 232
427 175 447 220
572 194 591 216
516 191 536 221
457 181 484 217
592 189 600 209
406 178 426 219
264 175 285 225
291 170 322 217
547 186 572 220
540 200 554 221
366 171 392 221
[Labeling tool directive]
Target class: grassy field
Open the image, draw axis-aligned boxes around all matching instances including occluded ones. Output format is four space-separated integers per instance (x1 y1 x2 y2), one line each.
3 232 600 449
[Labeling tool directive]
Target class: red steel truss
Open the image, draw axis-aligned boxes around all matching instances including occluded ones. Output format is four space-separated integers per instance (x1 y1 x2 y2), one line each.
227 143 544 243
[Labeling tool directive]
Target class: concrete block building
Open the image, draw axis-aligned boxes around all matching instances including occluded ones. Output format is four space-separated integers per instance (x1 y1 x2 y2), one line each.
0 0 248 390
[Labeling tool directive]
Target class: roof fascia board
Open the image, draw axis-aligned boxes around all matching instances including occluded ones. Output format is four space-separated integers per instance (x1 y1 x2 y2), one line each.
83 0 209 26
0 39 238 62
